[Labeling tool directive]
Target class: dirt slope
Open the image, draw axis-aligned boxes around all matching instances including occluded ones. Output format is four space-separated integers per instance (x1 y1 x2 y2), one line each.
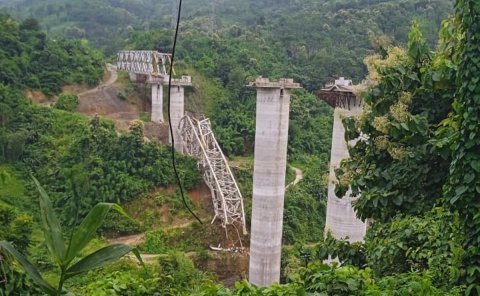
77 64 139 131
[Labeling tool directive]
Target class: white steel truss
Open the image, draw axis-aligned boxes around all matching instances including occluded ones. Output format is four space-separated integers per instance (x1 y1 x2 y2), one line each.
117 50 171 76
179 115 247 235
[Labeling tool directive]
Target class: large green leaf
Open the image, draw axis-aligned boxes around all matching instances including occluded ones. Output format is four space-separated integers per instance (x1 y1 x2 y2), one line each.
64 244 133 279
32 176 66 263
0 241 56 294
131 247 145 267
65 203 132 263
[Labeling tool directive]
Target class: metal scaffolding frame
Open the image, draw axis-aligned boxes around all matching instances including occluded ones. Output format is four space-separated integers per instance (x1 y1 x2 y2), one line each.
179 115 247 235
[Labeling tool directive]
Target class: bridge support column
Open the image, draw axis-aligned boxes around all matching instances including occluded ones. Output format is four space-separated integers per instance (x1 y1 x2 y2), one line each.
325 105 367 242
248 78 301 287
151 83 164 122
169 85 185 152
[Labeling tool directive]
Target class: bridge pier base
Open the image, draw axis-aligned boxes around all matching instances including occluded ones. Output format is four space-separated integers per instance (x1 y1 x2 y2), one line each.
248 77 301 287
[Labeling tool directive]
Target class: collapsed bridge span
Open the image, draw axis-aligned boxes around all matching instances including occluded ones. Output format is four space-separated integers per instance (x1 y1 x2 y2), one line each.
179 115 247 237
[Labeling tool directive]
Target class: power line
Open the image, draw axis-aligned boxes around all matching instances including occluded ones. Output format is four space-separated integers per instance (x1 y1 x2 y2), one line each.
167 0 203 224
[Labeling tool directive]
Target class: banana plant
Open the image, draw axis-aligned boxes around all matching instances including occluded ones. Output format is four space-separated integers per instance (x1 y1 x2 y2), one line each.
0 176 143 295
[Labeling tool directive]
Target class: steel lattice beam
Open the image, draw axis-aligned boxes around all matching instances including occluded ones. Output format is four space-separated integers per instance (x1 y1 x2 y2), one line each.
117 50 171 76
179 115 247 235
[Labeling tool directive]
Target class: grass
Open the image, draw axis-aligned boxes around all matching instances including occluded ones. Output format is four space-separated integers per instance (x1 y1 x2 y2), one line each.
286 165 297 185
139 112 151 122
289 160 309 172
139 222 219 254
229 155 253 169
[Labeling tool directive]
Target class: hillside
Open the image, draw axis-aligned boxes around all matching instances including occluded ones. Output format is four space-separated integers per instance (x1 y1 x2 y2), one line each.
2 0 480 295
1 0 453 88
0 11 332 293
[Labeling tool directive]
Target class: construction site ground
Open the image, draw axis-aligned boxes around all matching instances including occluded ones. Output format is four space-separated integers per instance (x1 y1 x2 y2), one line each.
77 64 169 141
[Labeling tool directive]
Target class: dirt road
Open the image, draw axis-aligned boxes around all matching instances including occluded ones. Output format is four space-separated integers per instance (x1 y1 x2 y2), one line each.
77 64 139 131
286 166 304 189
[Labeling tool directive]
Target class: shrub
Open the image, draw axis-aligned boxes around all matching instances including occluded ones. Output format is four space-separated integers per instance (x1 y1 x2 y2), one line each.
0 203 33 253
364 208 465 288
54 93 79 112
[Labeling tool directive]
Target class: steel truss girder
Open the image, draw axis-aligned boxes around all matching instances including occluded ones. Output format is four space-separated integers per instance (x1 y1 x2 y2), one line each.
117 50 170 76
179 115 247 235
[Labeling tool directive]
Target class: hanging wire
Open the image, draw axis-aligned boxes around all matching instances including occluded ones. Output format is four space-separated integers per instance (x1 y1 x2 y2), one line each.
168 0 203 224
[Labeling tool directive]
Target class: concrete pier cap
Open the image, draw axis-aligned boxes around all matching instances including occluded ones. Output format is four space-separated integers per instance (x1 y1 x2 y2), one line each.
171 75 193 86
248 76 301 287
146 75 192 86
248 76 301 89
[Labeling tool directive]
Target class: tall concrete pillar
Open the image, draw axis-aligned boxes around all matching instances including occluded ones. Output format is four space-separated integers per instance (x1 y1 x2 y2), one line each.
324 105 367 242
249 77 301 287
151 83 164 122
168 76 192 152
169 85 185 152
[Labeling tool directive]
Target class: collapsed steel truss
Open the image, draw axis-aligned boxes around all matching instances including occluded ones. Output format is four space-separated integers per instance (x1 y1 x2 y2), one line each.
179 115 247 235
117 50 171 76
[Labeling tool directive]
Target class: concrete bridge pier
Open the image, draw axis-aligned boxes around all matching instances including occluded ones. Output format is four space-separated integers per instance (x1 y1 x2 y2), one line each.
169 85 185 152
248 77 301 287
316 78 367 244
169 76 192 152
151 83 164 123
325 105 367 242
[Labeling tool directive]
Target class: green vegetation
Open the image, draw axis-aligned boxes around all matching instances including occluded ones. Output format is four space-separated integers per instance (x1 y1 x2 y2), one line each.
53 92 79 112
0 12 203 294
67 254 218 296
140 226 204 254
443 0 480 291
0 202 32 254
335 20 456 220
0 165 27 207
0 14 103 96
139 112 151 122
328 1 478 293
12 256 466 295
3 0 480 294
1 81 201 224
197 263 464 295
364 208 464 287
0 177 141 295
1 0 452 88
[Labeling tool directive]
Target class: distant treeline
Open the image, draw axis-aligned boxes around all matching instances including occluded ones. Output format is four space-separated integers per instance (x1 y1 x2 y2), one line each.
1 0 453 88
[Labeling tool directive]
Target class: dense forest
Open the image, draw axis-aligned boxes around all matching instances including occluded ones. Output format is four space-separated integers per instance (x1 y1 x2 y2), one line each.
1 0 452 87
3 0 480 295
